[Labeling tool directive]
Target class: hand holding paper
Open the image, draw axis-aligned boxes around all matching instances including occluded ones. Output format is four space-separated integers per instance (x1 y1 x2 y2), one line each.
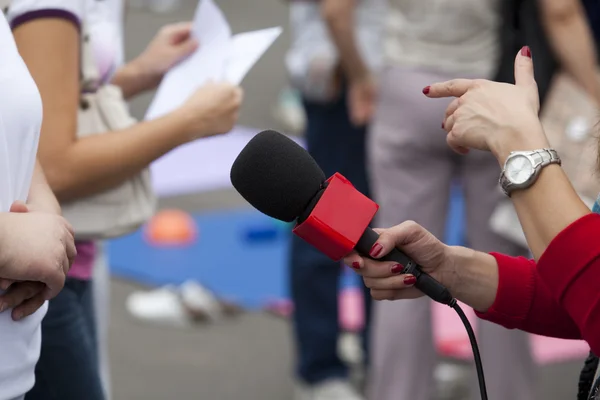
145 0 282 121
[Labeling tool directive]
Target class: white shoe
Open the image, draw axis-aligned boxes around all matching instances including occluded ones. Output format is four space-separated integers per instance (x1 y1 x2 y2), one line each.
126 285 192 327
295 379 364 400
434 362 470 400
125 280 227 327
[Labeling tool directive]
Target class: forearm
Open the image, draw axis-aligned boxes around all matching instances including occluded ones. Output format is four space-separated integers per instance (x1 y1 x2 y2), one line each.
491 124 590 260
110 60 160 100
42 111 189 202
446 246 499 312
27 160 61 215
321 0 369 81
541 0 600 103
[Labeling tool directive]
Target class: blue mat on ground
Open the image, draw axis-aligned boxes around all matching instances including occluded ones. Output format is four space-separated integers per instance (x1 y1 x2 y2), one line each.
107 184 465 309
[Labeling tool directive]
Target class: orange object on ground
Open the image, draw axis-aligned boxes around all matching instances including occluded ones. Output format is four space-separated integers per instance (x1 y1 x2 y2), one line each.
145 209 197 246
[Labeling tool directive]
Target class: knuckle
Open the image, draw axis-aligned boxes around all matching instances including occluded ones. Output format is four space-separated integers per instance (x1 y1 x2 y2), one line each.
402 220 419 231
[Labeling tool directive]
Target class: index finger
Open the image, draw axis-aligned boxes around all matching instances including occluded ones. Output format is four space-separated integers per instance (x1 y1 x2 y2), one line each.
424 79 477 99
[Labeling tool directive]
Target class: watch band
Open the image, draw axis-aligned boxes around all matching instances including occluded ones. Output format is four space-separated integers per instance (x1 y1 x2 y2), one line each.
499 148 561 196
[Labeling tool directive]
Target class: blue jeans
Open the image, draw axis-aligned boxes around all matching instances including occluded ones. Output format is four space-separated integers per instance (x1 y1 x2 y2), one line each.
26 278 104 400
290 92 372 384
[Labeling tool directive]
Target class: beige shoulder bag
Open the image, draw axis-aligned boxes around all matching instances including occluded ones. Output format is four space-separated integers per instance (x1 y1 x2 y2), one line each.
60 21 157 240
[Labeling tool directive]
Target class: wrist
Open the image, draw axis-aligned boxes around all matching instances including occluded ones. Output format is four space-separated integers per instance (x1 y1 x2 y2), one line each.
123 58 161 93
164 107 202 144
446 246 499 312
490 122 550 165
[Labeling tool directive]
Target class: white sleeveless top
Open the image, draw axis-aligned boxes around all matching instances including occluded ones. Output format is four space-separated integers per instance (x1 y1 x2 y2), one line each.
0 12 45 400
0 0 122 397
384 0 501 78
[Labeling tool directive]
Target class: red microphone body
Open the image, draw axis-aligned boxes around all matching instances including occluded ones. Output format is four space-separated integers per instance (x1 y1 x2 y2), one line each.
293 173 378 261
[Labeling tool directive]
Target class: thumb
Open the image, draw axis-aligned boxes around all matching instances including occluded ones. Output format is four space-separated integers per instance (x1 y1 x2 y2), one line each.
369 221 429 259
9 201 28 213
514 46 539 99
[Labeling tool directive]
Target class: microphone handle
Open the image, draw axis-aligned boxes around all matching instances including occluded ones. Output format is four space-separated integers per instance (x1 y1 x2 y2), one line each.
355 227 454 305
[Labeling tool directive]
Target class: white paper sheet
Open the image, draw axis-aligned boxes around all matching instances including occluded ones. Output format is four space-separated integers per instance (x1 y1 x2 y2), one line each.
145 0 281 120
223 27 283 84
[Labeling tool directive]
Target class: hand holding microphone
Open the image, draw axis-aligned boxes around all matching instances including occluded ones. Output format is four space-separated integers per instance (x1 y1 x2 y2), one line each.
343 221 453 301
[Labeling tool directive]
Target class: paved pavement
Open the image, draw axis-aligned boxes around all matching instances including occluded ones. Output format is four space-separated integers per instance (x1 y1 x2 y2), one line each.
108 1 585 399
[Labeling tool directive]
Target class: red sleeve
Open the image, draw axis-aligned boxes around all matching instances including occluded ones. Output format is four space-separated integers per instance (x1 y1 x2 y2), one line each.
536 212 600 355
475 253 581 339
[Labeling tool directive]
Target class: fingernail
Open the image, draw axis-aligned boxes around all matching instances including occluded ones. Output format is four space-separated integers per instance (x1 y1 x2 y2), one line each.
520 46 531 58
370 243 383 258
441 121 445 129
351 262 361 270
422 86 430 95
391 264 404 274
13 311 22 321
403 275 417 286
0 303 6 313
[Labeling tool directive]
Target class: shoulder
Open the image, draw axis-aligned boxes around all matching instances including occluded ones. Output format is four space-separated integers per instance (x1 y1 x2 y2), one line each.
6 0 84 30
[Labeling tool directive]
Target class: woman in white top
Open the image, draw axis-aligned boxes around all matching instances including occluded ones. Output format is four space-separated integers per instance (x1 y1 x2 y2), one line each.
6 0 242 399
0 10 77 400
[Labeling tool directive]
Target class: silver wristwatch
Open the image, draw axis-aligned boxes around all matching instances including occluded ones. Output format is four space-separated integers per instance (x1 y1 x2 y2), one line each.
499 148 561 196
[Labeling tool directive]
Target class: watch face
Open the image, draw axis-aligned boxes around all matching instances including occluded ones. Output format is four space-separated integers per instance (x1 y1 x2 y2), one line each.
506 154 534 185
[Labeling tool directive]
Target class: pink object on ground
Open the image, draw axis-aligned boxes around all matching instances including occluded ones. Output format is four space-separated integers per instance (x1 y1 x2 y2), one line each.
339 287 364 332
264 299 294 318
431 302 589 363
266 296 590 364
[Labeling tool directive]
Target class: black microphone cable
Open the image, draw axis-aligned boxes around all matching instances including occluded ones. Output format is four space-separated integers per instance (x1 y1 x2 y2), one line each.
448 298 488 400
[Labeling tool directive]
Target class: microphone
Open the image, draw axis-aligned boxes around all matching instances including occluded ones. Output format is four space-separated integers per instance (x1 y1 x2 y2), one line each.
230 130 489 400
230 129 453 305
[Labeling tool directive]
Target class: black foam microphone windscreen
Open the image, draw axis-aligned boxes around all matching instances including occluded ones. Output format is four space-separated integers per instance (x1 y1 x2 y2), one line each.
230 130 326 222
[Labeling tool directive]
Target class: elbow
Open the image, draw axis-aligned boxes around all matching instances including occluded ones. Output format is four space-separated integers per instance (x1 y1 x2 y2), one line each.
40 162 79 203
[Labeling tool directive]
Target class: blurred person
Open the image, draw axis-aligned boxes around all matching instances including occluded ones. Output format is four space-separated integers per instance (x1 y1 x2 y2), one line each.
0 9 77 400
285 0 383 399
343 47 600 400
324 1 600 400
6 1 243 399
496 0 600 107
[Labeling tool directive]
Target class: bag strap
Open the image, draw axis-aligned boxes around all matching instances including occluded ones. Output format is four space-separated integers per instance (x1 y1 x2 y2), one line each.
80 0 102 93
80 22 101 92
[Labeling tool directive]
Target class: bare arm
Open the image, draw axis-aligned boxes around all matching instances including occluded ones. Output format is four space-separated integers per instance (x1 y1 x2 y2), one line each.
539 0 600 103
12 18 211 202
26 160 61 215
321 0 369 82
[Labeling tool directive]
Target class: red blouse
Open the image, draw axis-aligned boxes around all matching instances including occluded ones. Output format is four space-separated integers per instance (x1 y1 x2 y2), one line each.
476 213 600 354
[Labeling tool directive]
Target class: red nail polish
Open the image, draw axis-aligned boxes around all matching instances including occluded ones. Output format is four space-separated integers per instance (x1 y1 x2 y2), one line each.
520 46 531 58
441 121 445 129
422 86 430 95
391 264 404 274
351 262 361 270
370 243 383 258
403 275 417 286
